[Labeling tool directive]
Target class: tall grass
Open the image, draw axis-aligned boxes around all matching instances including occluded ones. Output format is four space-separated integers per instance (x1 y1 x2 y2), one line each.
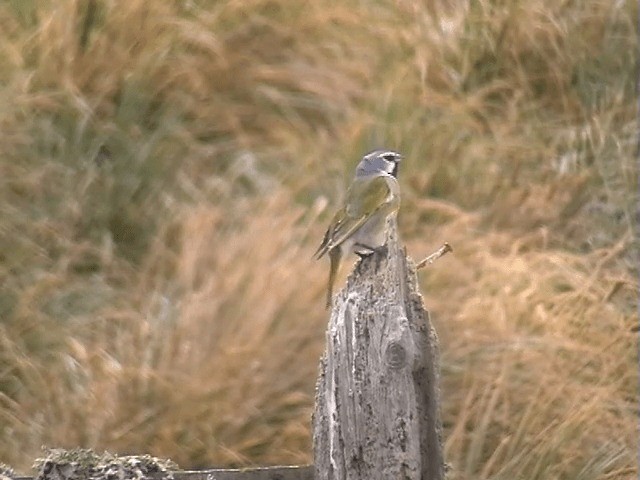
0 0 636 478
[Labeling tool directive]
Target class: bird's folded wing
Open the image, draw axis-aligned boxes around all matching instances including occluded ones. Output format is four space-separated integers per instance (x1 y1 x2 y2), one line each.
328 175 392 248
314 175 392 259
346 175 392 217
313 225 334 259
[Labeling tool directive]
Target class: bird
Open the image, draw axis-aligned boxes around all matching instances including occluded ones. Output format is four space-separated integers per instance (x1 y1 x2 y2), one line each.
314 149 403 308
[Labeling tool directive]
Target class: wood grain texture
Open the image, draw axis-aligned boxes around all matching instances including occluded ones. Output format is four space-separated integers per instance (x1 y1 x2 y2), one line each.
313 223 444 480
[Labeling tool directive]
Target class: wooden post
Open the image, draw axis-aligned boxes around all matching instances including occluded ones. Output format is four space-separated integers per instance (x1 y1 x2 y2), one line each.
312 222 444 480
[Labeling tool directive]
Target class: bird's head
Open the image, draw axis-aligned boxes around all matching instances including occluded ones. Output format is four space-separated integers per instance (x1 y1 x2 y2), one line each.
356 149 403 178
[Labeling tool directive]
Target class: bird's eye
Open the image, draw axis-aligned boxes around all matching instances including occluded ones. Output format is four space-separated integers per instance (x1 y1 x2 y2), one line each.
382 153 399 162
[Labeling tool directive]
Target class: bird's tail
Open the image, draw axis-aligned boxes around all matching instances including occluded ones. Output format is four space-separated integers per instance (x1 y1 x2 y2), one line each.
326 247 341 309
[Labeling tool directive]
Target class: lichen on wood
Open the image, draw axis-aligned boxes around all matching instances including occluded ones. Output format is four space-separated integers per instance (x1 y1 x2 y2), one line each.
32 449 177 480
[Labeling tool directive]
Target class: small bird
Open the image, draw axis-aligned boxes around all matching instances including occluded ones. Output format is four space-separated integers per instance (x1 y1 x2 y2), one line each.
314 149 403 308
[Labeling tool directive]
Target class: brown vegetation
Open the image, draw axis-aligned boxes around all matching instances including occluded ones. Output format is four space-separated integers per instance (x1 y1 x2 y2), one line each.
0 0 636 478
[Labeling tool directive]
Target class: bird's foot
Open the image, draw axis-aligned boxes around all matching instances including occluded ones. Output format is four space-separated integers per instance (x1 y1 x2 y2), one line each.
354 242 377 258
355 243 388 271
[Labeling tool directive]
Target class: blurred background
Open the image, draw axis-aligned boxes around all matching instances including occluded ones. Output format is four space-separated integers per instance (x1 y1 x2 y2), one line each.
0 0 637 478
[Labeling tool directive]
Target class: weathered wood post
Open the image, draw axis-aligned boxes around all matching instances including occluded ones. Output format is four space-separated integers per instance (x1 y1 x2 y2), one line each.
312 221 444 480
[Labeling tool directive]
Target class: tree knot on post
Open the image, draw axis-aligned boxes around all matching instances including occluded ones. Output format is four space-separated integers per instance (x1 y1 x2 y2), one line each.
385 341 408 370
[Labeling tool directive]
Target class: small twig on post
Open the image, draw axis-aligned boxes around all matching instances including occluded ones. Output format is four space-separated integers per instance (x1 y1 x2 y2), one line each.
416 243 453 270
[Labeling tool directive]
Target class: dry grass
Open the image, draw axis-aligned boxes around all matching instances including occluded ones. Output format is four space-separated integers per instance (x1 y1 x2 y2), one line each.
0 0 637 478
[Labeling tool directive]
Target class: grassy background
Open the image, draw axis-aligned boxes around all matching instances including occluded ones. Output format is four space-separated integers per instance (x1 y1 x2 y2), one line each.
0 0 637 478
